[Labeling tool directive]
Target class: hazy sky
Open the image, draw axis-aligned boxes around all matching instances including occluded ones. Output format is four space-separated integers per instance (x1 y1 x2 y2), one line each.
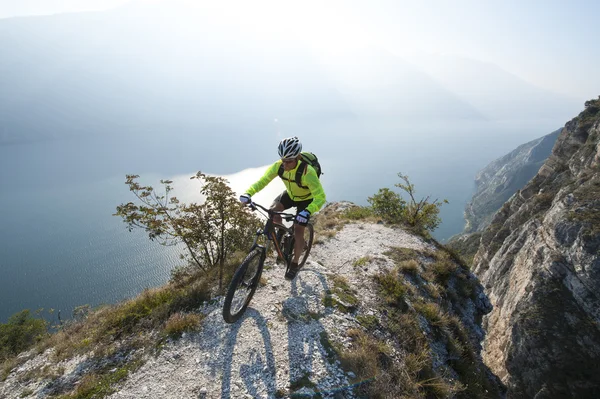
1 0 599 101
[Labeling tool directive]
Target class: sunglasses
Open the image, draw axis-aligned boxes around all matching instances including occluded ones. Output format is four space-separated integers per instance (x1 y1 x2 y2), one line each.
282 158 296 164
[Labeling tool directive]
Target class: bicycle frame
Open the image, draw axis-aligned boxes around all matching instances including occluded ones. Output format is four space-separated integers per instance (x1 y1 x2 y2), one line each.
223 201 314 322
248 202 295 264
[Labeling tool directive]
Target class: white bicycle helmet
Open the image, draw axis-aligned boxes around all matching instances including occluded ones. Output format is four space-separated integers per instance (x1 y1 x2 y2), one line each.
278 136 302 159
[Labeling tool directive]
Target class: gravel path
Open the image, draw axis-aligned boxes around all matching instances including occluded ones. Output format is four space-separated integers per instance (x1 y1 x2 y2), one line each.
107 222 433 399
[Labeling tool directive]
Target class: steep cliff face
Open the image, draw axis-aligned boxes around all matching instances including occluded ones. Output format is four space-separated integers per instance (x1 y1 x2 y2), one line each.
464 129 561 233
473 98 600 398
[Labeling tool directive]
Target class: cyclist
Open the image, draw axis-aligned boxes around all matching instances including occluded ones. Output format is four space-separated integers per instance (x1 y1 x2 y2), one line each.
240 136 326 280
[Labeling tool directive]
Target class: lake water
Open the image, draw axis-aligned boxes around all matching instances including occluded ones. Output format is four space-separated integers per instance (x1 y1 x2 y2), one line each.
0 119 558 322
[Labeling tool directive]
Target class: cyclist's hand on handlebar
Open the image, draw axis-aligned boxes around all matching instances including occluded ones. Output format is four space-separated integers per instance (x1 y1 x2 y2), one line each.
296 209 310 224
240 193 252 205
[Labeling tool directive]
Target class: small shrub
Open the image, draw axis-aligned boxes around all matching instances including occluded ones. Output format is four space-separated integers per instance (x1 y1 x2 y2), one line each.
1 356 20 381
0 310 48 362
399 259 419 275
374 270 408 310
318 230 338 241
431 259 457 284
424 283 443 300
414 302 448 328
343 205 374 220
368 188 406 223
353 255 373 267
395 173 448 234
338 329 384 381
163 313 203 338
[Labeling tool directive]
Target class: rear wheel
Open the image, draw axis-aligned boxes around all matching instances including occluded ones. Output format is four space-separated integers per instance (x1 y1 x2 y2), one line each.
290 223 314 268
273 223 288 260
222 249 264 323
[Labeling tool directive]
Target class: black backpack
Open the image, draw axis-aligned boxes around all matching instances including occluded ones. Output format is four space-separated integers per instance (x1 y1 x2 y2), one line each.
277 152 322 189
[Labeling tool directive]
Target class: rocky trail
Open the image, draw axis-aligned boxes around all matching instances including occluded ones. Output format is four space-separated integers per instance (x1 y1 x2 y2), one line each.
106 222 433 399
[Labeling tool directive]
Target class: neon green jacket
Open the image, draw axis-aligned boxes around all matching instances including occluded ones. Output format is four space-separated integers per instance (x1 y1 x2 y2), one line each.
246 160 326 214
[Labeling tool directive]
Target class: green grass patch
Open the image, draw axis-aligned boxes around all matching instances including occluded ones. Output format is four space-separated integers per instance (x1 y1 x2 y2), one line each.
353 255 373 268
338 329 384 383
384 247 421 264
414 302 449 328
55 359 143 399
399 259 419 275
373 269 408 310
290 372 322 398
319 331 341 364
322 275 360 313
356 314 379 330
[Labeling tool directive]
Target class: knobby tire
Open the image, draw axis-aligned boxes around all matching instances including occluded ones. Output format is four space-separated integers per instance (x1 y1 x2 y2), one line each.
222 249 263 323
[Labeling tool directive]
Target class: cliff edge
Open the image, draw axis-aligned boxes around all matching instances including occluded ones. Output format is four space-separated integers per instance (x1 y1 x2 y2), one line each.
473 98 600 398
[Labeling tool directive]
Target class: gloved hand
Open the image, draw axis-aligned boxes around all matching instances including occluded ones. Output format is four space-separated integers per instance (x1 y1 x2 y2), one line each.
296 209 310 224
240 193 251 205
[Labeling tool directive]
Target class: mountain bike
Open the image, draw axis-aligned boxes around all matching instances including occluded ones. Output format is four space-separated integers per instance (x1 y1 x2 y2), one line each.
222 201 314 323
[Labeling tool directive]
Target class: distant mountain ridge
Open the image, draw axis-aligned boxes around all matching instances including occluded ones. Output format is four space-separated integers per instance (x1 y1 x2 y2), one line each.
464 128 562 233
0 2 581 145
411 54 580 121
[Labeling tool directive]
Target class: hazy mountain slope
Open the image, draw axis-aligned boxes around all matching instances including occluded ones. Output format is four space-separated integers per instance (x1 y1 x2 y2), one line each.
0 5 355 144
464 128 562 233
1 3 529 146
472 98 600 397
412 54 581 122
320 47 486 121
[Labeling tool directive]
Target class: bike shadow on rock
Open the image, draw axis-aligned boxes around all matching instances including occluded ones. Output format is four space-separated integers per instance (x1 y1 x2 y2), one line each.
282 263 353 397
218 308 277 398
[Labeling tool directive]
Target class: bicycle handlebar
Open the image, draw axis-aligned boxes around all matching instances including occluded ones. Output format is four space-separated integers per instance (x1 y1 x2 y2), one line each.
248 201 296 222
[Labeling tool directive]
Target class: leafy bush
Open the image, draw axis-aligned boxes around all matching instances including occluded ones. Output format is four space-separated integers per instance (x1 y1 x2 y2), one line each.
115 172 261 289
395 173 448 234
368 173 447 235
0 310 47 362
368 188 405 223
343 205 374 220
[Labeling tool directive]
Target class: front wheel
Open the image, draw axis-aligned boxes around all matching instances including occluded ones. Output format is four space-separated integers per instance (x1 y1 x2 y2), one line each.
223 249 264 323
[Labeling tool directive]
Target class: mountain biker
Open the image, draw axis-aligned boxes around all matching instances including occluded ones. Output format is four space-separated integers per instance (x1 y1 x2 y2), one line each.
239 136 326 280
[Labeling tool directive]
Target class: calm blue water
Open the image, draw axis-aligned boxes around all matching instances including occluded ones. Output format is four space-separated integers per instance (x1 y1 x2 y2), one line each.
0 120 557 322
0 140 183 323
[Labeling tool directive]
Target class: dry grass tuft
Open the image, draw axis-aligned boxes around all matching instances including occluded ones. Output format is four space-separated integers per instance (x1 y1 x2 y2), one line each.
163 313 203 338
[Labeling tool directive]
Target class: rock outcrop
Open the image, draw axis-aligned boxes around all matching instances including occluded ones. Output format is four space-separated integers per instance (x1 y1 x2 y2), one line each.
464 129 561 233
473 98 600 398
